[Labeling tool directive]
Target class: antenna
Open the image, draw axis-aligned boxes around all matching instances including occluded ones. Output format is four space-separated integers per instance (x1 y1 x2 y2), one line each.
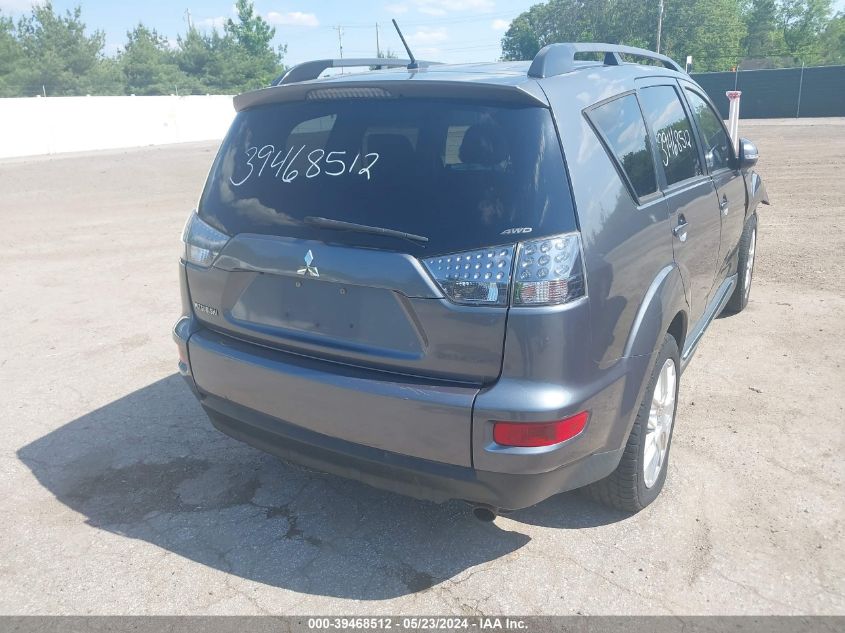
391 19 418 70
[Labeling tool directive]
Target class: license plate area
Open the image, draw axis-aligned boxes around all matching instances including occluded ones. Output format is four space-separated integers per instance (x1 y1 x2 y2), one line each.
229 273 423 353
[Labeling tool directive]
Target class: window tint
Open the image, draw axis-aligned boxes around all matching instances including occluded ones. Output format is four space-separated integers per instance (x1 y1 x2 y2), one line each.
685 89 733 172
199 100 576 255
639 85 703 186
589 94 657 199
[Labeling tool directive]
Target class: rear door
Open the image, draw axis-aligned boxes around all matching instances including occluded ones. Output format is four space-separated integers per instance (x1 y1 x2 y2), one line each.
190 96 577 383
637 80 722 326
681 83 748 288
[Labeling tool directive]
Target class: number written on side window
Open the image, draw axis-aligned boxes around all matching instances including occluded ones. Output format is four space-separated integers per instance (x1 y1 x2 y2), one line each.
685 89 733 172
639 85 703 186
589 94 658 199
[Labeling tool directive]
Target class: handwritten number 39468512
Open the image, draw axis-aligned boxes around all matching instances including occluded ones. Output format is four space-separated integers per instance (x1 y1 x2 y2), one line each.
229 145 380 187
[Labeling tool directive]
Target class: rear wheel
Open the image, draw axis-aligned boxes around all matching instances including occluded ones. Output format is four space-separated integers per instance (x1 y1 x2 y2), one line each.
583 333 680 512
724 213 757 314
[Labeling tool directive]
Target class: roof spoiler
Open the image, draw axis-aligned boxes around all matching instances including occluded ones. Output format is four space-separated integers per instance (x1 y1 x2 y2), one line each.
528 43 685 78
273 58 440 86
234 79 550 112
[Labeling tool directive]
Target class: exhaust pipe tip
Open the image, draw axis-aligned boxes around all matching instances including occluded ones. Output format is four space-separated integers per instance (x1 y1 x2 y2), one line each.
472 506 498 522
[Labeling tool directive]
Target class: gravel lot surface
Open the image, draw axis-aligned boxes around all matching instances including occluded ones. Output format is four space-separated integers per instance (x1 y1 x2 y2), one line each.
1 119 842 615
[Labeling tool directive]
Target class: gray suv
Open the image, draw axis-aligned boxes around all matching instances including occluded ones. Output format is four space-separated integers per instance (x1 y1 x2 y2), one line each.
174 43 768 517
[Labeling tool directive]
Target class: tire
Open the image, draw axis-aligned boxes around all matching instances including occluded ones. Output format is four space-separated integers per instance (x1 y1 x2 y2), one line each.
724 213 758 314
582 333 680 512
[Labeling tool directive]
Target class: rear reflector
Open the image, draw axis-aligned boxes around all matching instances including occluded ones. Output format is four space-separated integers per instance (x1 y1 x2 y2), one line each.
493 411 589 447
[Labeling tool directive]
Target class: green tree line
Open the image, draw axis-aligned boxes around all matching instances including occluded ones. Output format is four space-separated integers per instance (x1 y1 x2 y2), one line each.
501 0 845 71
0 0 285 97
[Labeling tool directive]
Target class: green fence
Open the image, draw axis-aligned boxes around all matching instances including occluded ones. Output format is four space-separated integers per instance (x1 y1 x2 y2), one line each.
691 65 845 119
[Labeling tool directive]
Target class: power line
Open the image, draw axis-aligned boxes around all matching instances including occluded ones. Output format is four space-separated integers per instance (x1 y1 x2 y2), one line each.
317 10 519 29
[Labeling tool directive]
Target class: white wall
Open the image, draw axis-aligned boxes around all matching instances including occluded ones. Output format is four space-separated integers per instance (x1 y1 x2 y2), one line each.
0 95 235 159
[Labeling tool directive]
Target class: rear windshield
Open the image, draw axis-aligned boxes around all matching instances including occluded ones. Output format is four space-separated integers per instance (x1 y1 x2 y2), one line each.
199 98 576 255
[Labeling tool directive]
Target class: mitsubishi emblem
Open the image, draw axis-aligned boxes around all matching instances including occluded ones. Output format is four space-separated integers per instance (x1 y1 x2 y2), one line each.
297 249 319 277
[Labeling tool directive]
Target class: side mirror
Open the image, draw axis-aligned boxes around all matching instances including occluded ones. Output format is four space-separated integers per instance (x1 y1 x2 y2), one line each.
739 138 759 168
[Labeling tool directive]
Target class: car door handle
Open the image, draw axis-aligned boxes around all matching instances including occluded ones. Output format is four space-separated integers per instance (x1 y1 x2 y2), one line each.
672 216 689 242
719 195 730 215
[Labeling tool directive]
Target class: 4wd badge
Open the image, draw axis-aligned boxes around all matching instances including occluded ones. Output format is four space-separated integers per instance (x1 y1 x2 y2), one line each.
501 227 533 235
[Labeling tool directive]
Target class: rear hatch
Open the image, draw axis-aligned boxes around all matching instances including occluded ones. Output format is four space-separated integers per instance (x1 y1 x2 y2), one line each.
188 92 577 383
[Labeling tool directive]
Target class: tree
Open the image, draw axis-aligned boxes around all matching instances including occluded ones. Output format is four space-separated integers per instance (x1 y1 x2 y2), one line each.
14 2 113 95
501 0 748 72
120 23 192 95
780 0 833 62
660 0 747 71
175 26 216 92
743 0 785 59
500 12 544 60
818 11 845 63
0 0 286 96
501 0 654 61
207 0 285 92
0 13 25 97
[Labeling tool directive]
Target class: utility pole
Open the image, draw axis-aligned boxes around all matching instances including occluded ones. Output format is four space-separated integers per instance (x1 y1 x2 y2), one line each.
185 8 193 30
333 26 344 72
796 60 805 118
375 22 380 57
656 0 664 54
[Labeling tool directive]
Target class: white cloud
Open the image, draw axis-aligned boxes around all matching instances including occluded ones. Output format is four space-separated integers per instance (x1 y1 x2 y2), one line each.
0 0 43 12
266 11 320 27
385 3 409 14
413 0 493 16
491 18 509 31
407 27 448 45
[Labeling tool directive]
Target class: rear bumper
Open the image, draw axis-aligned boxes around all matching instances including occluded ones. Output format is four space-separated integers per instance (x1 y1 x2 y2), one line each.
188 328 478 467
197 388 624 510
177 320 651 510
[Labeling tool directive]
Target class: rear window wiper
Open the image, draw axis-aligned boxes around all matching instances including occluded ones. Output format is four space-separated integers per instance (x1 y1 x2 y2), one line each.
303 216 429 244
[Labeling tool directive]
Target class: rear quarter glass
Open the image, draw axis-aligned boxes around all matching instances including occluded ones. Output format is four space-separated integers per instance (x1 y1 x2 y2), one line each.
198 98 577 256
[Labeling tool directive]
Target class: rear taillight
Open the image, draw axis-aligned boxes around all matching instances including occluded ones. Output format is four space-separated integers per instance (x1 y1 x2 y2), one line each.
421 245 515 306
181 212 230 268
513 233 585 306
421 232 585 307
493 411 589 447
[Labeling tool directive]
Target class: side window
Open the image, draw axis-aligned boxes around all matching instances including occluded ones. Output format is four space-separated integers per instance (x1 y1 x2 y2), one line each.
588 94 657 200
639 85 703 186
685 89 733 172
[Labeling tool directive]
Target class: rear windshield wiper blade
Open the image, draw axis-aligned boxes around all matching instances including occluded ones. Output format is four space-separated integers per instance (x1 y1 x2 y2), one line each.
303 216 429 244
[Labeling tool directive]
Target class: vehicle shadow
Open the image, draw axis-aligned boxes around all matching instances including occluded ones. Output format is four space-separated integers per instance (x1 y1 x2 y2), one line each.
17 374 623 599
508 490 630 529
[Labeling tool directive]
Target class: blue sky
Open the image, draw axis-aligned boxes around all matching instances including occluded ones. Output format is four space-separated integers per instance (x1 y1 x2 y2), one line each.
0 0 537 63
2 0 843 64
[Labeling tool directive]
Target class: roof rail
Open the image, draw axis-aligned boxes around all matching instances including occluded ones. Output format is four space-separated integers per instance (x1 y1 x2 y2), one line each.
528 43 684 79
273 58 438 86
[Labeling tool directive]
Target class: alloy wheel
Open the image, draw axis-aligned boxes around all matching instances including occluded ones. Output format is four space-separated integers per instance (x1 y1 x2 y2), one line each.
643 358 677 488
